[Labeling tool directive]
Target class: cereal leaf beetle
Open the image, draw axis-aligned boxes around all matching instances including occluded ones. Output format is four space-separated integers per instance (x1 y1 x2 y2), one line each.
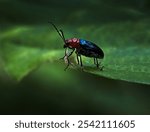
49 22 104 70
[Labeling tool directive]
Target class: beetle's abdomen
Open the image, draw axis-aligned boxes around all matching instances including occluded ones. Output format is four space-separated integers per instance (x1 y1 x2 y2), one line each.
65 38 80 48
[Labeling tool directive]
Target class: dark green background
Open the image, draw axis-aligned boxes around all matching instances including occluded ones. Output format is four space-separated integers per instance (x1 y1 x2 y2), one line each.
0 0 150 114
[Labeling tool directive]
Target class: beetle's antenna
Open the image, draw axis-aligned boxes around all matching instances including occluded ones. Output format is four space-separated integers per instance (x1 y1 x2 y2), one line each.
59 29 66 43
49 22 66 43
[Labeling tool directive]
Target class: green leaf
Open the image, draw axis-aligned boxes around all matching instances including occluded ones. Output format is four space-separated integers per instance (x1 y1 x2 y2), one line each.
0 23 150 84
0 26 64 80
0 43 63 81
83 46 150 85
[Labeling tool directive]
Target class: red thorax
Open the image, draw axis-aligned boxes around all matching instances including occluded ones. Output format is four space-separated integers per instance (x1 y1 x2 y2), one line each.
65 38 80 48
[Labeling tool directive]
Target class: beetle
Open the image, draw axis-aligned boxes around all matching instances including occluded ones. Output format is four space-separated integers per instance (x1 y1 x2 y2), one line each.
49 22 104 70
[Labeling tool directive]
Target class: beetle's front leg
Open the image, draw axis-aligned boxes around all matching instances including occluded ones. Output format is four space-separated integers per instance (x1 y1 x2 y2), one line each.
59 48 67 60
62 48 75 70
64 55 71 70
59 48 75 60
68 49 75 57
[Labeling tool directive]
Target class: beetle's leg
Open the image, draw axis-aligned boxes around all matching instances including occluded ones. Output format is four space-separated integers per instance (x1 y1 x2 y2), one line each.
64 60 70 70
60 48 74 60
63 49 76 70
94 58 96 65
59 56 65 60
68 49 75 57
96 58 99 68
79 55 83 67
75 49 83 67
94 58 99 67
64 55 71 71
60 48 67 60
75 49 80 65
76 54 79 65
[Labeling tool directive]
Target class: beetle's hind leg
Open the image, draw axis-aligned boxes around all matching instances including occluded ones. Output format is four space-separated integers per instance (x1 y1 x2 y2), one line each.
95 58 104 71
94 58 99 68
94 58 97 65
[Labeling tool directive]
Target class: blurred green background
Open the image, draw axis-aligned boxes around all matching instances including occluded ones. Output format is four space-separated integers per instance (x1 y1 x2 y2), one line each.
0 0 150 114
